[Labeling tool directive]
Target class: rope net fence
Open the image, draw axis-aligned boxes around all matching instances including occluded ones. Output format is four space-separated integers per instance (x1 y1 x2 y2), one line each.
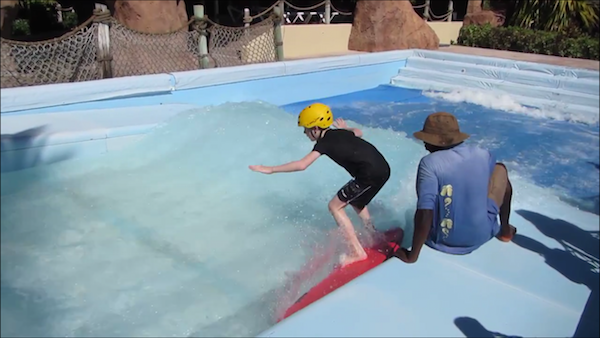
1 1 452 89
108 18 202 78
1 9 280 88
1 17 101 88
207 15 277 68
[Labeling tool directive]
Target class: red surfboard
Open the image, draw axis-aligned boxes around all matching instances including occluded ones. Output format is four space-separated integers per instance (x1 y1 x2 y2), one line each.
280 228 403 321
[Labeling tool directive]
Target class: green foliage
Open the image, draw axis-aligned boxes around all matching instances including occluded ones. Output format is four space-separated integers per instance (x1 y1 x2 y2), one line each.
12 18 31 36
18 0 57 7
482 0 491 10
457 24 599 61
14 0 63 35
62 11 78 29
505 0 599 33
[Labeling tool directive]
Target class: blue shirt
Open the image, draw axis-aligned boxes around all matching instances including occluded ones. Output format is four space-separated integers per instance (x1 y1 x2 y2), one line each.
416 143 501 255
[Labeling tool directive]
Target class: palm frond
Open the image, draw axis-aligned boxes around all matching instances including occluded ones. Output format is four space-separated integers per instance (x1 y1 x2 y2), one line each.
509 0 599 32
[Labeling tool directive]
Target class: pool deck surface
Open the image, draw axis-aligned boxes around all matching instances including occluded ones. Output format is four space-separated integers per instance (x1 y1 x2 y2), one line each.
439 45 600 71
286 46 600 71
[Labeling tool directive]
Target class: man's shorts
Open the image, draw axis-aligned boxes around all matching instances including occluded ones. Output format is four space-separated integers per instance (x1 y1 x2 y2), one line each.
337 175 389 210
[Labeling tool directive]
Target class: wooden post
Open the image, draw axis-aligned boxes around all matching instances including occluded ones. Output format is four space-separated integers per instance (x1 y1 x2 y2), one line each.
324 0 331 24
95 3 112 78
278 0 285 24
423 0 430 21
193 5 210 69
243 8 251 39
273 6 284 61
447 0 453 22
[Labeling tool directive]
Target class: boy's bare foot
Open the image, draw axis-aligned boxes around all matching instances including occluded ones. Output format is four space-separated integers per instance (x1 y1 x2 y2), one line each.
496 224 517 242
339 251 368 268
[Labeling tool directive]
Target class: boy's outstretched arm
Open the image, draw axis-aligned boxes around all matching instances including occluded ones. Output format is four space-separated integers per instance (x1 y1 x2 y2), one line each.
249 151 321 174
333 118 363 137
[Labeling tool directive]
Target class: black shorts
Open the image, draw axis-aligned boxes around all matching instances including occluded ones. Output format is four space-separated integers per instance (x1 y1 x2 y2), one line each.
337 175 389 210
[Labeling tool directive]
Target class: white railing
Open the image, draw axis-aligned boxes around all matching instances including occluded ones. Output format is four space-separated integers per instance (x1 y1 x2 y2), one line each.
239 0 455 25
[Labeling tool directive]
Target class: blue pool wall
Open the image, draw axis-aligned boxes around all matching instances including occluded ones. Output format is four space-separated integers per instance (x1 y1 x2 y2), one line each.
1 51 412 173
2 49 598 174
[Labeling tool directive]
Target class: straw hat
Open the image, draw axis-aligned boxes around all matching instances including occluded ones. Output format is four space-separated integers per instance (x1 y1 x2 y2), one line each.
413 112 470 147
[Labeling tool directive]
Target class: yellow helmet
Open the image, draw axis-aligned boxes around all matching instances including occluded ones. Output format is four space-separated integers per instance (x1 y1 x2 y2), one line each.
298 103 333 129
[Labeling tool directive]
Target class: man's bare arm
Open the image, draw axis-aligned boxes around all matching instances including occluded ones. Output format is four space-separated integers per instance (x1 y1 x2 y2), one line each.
395 208 433 263
409 209 433 261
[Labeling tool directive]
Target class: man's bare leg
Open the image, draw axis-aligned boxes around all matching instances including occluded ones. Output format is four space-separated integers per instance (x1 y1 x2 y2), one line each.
488 163 517 242
329 196 368 267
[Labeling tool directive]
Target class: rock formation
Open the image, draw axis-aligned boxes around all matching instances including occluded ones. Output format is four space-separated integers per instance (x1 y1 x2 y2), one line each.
463 0 505 27
108 0 199 77
463 10 505 27
466 0 483 15
348 0 439 52
112 0 188 34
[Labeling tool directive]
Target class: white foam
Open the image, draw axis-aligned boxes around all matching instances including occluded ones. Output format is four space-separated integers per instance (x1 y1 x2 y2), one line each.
0 101 594 337
0 102 424 337
423 89 599 125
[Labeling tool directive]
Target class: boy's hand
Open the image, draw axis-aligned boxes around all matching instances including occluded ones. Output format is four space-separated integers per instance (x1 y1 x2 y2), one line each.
249 165 273 174
334 117 363 137
333 118 348 129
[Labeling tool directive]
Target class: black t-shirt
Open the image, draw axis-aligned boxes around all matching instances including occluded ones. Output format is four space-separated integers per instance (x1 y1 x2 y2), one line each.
313 129 390 184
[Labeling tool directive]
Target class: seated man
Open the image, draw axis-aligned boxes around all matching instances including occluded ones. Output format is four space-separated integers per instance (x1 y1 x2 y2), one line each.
394 112 517 263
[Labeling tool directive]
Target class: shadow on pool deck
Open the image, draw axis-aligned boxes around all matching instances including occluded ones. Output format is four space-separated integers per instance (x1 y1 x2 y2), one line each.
513 210 599 338
454 316 522 338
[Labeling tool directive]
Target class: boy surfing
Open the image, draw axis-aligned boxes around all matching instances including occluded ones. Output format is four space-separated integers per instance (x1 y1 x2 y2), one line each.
249 103 391 267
